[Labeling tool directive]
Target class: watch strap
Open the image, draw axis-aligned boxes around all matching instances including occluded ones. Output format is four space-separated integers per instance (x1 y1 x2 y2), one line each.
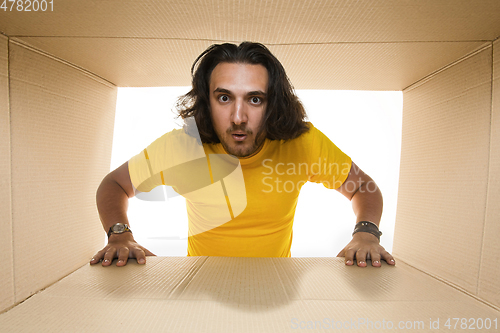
352 221 382 241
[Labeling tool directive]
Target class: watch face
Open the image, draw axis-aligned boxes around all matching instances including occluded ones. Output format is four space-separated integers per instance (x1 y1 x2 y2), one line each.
112 224 126 233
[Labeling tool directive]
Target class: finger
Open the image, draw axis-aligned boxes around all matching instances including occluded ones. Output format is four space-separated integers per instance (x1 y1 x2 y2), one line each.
90 248 107 265
116 247 130 267
90 257 99 265
336 248 345 257
381 250 396 265
355 249 367 267
370 251 382 267
90 256 100 265
343 248 355 266
102 247 117 266
132 247 147 264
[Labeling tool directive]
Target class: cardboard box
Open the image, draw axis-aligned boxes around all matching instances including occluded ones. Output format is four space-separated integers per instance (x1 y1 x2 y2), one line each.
0 1 499 331
0 257 499 332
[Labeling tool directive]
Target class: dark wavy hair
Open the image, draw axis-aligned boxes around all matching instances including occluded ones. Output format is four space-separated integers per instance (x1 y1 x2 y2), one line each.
176 42 309 143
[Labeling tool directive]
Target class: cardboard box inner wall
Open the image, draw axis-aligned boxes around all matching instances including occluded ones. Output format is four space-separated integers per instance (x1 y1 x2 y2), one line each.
0 39 118 312
395 44 499 307
0 0 500 319
480 38 500 307
0 34 14 313
2 0 500 90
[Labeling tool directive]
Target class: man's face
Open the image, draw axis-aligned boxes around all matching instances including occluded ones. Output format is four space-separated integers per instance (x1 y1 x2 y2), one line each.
209 62 268 157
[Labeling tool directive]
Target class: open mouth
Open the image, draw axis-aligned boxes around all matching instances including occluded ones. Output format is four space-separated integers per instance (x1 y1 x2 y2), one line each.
231 133 247 141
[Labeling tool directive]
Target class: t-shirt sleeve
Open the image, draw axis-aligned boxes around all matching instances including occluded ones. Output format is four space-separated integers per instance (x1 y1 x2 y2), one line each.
128 148 163 193
307 124 352 189
128 128 207 193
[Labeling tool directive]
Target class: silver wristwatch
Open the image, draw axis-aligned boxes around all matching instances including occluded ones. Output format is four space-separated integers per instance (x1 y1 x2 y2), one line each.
107 223 132 238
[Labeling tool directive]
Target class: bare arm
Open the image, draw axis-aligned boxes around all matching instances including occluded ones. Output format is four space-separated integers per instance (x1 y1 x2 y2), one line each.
335 162 395 267
90 161 155 267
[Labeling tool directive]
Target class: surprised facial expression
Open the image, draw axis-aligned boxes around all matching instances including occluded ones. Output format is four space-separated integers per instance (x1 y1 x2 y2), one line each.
209 62 268 158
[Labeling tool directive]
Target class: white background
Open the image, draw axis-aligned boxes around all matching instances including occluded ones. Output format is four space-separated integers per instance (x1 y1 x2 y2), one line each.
109 87 402 257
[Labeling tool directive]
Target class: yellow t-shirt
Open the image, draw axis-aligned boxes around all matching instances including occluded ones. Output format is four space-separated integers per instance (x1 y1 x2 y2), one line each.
128 123 351 257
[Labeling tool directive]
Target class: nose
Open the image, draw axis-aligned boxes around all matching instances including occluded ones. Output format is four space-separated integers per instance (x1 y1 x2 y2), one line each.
231 99 248 125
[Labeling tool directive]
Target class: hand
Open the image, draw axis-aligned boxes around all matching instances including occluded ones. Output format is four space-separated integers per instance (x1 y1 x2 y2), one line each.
90 233 156 267
337 232 395 267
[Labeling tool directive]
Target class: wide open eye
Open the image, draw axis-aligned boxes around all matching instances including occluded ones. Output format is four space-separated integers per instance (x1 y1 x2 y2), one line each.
218 95 230 103
250 96 262 105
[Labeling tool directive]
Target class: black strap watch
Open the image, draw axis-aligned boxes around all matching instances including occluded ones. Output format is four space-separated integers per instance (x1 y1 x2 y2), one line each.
352 221 382 241
107 223 132 238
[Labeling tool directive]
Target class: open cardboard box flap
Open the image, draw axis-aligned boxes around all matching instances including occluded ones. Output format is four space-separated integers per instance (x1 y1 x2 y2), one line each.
0 257 498 332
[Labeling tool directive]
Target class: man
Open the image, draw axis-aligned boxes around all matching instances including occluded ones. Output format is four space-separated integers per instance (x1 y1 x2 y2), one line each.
90 42 395 268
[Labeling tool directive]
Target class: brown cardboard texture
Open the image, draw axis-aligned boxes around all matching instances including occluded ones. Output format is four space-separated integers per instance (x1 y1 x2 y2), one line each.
0 32 14 314
1 0 499 90
395 46 492 292
479 38 500 308
1 0 500 330
7 41 117 306
0 257 499 332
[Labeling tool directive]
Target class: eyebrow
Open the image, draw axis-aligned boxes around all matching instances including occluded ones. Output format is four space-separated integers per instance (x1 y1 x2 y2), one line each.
213 88 231 95
213 87 267 97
